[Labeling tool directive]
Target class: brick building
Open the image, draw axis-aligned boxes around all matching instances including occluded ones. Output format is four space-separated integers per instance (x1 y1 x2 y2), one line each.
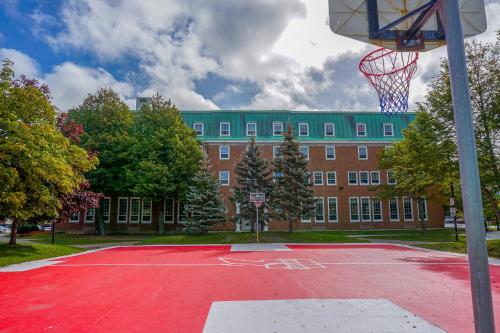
60 109 444 234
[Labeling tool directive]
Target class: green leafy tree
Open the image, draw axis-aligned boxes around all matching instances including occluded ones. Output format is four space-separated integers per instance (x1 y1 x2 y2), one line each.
271 125 315 233
232 137 273 232
183 157 226 234
0 60 97 245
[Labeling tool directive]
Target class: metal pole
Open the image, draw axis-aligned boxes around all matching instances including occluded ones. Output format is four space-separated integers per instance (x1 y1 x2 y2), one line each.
442 0 495 331
256 205 259 243
451 182 458 242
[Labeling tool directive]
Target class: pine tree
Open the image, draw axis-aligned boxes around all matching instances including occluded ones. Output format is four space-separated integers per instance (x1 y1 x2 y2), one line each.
183 157 226 234
232 137 273 232
271 125 315 233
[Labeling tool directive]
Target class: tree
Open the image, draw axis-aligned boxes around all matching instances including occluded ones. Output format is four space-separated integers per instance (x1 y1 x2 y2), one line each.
183 156 226 234
271 125 315 232
0 60 97 245
232 137 273 232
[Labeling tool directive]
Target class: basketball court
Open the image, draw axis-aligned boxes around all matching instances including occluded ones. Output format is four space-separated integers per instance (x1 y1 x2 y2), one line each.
1 244 499 332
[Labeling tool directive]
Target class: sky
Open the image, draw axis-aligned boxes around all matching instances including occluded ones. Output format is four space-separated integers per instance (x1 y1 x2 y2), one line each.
0 0 498 112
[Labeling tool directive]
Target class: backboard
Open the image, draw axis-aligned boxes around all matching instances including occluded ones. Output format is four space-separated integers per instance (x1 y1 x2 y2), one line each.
329 0 487 51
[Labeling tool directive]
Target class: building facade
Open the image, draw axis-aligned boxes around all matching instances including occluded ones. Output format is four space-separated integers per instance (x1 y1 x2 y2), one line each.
59 110 445 234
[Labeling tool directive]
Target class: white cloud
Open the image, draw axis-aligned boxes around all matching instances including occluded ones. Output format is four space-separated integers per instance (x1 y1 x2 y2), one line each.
0 48 40 78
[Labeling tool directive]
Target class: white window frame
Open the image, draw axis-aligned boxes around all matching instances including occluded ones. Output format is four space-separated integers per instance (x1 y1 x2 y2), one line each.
370 171 381 185
273 122 283 136
356 123 367 136
313 171 323 186
326 171 337 186
383 123 394 136
246 122 257 136
299 146 309 160
372 198 383 222
142 199 152 224
358 146 368 160
164 199 174 224
272 146 282 159
129 197 141 224
69 211 80 223
102 197 111 223
193 122 204 136
403 197 414 222
389 197 400 222
387 171 397 185
117 197 129 223
360 197 371 222
327 197 338 223
219 171 230 186
314 197 325 223
220 122 230 136
325 146 336 160
298 123 309 136
359 171 370 185
349 197 360 222
219 145 230 160
348 171 358 185
84 208 95 223
417 198 429 221
324 123 335 137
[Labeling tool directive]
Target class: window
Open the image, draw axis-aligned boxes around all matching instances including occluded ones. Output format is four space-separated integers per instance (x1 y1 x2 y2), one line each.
324 123 335 136
389 198 399 221
193 122 204 136
246 122 257 136
84 208 95 223
325 146 335 160
348 171 358 185
313 172 323 185
130 197 141 223
142 199 152 223
372 198 382 221
219 145 230 160
359 171 369 185
179 203 187 222
118 197 128 223
219 171 230 186
383 123 394 136
358 146 368 160
370 171 381 185
273 122 283 136
299 123 309 136
315 198 325 223
102 197 111 223
69 212 80 223
301 204 311 223
273 146 282 159
326 171 336 186
361 197 371 221
164 199 174 223
387 171 397 184
273 171 283 183
356 123 367 136
417 198 428 221
327 197 338 222
349 197 360 222
403 197 413 221
299 146 309 159
220 122 230 136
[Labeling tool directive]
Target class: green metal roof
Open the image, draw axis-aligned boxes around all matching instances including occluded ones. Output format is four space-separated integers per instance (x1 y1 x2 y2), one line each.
180 110 415 142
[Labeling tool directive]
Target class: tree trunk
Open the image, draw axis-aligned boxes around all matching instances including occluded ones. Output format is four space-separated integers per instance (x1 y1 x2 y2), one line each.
288 215 293 233
9 218 19 246
158 200 165 235
482 186 500 231
417 198 426 234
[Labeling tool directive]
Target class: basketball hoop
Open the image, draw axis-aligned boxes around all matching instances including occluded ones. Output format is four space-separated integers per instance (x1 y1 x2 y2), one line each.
250 193 265 208
359 48 418 114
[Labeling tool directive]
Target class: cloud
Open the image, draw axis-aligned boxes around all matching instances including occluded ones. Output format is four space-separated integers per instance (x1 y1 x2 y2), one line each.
0 48 40 78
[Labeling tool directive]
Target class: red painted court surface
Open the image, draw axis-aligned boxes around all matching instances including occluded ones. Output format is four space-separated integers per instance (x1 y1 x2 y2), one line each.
1 244 499 332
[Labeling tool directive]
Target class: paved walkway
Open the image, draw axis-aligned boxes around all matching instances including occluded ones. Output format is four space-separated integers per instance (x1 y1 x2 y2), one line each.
486 231 500 240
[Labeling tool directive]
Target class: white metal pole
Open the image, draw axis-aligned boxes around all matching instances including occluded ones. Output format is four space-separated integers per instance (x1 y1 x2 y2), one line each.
442 0 495 331
256 205 259 243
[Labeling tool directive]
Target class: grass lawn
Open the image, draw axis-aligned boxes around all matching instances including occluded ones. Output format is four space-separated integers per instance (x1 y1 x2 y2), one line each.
0 243 83 267
418 238 500 259
344 229 458 242
21 233 149 245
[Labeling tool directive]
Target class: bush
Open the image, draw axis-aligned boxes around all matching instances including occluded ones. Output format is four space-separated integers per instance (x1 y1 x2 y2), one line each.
17 224 40 234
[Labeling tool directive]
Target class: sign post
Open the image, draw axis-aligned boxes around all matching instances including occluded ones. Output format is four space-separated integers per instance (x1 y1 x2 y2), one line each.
250 193 265 243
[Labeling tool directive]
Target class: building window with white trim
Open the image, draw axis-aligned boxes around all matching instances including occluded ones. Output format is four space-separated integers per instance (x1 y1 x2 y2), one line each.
349 197 360 222
389 197 399 221
220 122 230 136
383 123 394 136
84 208 95 223
69 212 80 223
325 146 335 160
361 197 371 221
348 171 358 185
324 123 335 136
273 146 282 159
298 123 309 136
299 146 309 160
219 171 230 186
193 122 204 136
417 198 428 221
372 198 382 221
118 197 128 223
102 197 111 223
356 123 367 136
315 198 325 223
129 197 141 223
387 171 397 185
358 146 368 160
359 171 369 185
219 145 230 160
246 122 257 136
179 203 187 223
370 171 381 185
326 171 336 186
328 197 338 222
273 122 283 136
142 199 152 223
164 199 174 223
403 197 413 221
313 172 323 185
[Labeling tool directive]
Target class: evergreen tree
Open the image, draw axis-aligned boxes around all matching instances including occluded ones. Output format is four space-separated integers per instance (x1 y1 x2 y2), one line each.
183 157 226 234
232 137 273 232
271 125 315 233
